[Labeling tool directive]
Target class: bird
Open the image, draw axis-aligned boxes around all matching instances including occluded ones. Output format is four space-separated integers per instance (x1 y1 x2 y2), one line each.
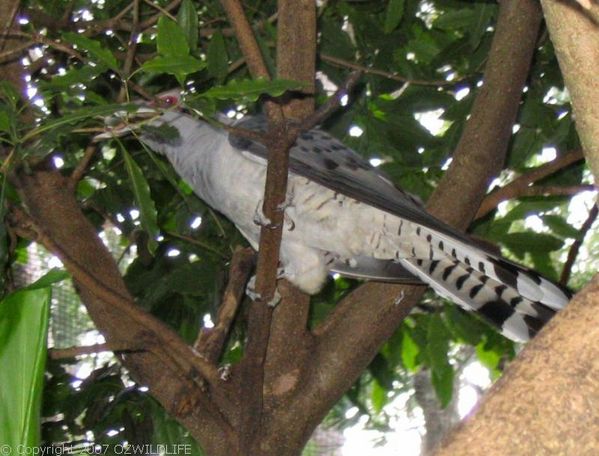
96 92 572 342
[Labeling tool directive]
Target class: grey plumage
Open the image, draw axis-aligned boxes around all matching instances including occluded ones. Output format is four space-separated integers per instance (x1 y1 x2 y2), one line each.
107 107 571 342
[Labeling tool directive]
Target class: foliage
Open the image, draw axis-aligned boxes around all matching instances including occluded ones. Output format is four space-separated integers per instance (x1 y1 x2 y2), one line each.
0 270 67 449
0 0 594 451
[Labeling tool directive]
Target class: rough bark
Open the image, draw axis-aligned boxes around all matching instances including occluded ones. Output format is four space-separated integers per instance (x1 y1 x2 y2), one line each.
540 0 599 184
432 3 599 453
220 1 316 453
435 273 599 456
276 0 316 119
15 172 237 456
426 0 543 229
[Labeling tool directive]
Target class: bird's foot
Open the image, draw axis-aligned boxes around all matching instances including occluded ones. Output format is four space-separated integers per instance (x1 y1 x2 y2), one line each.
394 290 405 305
252 200 280 229
277 187 295 211
252 205 272 228
218 364 232 381
245 269 285 307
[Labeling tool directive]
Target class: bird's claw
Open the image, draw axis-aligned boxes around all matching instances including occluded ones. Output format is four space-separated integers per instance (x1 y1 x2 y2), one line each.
246 269 284 307
394 290 405 305
253 200 281 229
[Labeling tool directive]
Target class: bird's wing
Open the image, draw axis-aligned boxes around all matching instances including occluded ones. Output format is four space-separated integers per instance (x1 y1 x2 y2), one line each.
229 115 571 315
229 115 471 244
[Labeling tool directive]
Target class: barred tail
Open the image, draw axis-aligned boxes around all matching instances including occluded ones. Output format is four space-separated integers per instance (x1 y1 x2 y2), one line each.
400 256 570 342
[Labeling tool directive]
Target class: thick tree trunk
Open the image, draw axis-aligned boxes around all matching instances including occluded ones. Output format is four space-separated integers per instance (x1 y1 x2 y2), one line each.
540 0 599 184
434 273 599 455
434 3 599 453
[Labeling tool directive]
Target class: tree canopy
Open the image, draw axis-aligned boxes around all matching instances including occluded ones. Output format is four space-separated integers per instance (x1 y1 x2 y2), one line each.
0 0 597 454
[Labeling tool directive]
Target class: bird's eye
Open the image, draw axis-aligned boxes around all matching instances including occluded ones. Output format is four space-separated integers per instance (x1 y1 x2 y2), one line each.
161 95 178 106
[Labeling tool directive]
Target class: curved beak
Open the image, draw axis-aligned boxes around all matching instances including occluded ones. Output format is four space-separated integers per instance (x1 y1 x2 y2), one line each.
93 89 183 142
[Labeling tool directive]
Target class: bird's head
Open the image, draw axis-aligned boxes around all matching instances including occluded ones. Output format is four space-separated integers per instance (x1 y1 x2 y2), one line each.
93 89 184 142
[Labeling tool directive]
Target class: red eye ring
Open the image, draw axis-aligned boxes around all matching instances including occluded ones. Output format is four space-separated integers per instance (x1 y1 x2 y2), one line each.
162 95 178 105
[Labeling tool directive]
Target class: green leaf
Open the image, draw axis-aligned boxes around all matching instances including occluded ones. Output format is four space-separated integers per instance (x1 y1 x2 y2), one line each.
502 232 563 258
371 380 387 413
0 286 50 448
476 340 502 375
199 78 306 102
120 144 160 254
384 0 405 34
427 314 454 407
62 33 119 71
0 81 21 107
469 3 497 50
177 0 199 53
26 103 138 141
427 314 450 368
401 329 420 371
444 305 484 346
141 55 205 79
43 65 107 90
157 16 190 58
0 173 8 293
26 268 69 290
0 110 10 133
430 364 454 408
207 32 229 82
434 9 474 31
542 214 579 239
185 95 217 117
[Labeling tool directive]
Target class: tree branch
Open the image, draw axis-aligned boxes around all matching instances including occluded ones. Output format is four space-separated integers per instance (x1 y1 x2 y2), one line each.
219 0 271 82
320 53 467 87
270 1 544 449
476 149 586 219
117 0 141 103
560 203 598 285
194 247 255 363
299 70 362 131
541 0 599 183
12 171 238 454
49 342 124 359
219 1 291 453
69 144 98 188
435 272 599 455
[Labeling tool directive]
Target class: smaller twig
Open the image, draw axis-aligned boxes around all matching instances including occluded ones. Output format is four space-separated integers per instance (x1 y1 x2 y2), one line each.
476 150 586 219
118 0 141 104
219 0 273 84
516 184 595 198
127 80 155 100
49 342 131 359
0 41 33 63
164 231 227 258
199 12 278 37
320 53 463 86
195 247 255 363
299 70 362 131
0 0 20 51
60 0 77 25
6 31 85 62
142 0 178 21
560 203 598 286
70 144 98 187
84 2 136 35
